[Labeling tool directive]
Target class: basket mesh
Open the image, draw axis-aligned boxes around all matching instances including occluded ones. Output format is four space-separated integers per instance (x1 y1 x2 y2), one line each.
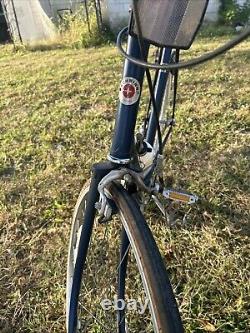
130 0 209 49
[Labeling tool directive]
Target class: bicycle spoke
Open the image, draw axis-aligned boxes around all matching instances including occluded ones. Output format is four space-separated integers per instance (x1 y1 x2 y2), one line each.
78 302 113 331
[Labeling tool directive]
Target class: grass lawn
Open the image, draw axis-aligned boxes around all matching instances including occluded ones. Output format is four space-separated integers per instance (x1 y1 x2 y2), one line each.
0 36 249 332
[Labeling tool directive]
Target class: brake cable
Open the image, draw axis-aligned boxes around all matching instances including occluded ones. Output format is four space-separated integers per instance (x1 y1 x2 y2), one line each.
162 49 180 147
132 0 163 155
142 47 164 138
117 26 250 71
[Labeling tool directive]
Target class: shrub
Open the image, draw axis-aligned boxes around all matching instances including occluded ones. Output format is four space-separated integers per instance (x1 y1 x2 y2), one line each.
58 9 106 48
14 6 109 52
219 0 250 25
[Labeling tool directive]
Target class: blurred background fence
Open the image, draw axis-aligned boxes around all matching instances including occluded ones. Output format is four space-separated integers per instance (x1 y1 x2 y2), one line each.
0 0 249 45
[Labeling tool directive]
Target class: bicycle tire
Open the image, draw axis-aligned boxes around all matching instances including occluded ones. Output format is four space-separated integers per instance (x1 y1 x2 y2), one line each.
66 181 184 333
66 180 91 329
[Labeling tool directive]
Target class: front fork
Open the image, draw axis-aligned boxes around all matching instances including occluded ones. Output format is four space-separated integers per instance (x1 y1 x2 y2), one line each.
68 161 119 333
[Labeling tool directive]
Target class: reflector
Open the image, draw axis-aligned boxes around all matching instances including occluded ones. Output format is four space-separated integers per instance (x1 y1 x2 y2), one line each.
130 0 209 49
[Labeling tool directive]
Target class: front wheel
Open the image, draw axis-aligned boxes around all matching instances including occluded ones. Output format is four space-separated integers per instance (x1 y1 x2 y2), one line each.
66 181 184 333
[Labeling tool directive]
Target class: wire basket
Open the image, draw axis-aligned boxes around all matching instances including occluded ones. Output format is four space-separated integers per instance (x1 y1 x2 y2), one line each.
130 0 209 49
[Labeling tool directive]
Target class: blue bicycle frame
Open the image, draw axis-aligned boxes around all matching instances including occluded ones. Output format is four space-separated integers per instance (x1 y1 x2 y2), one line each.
109 35 172 164
68 34 173 333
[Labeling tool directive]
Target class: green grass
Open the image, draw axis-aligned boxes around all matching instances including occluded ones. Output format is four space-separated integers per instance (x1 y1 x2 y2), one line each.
0 35 249 333
198 23 236 38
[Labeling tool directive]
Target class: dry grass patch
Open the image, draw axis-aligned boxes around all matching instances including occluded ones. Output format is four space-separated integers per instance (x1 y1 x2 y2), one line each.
0 36 249 332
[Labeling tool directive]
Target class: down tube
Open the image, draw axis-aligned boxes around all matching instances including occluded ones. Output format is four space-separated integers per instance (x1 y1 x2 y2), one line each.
109 35 149 163
146 48 172 146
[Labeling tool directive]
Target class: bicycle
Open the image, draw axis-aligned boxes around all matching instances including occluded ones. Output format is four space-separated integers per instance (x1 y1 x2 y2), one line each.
65 1 250 332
